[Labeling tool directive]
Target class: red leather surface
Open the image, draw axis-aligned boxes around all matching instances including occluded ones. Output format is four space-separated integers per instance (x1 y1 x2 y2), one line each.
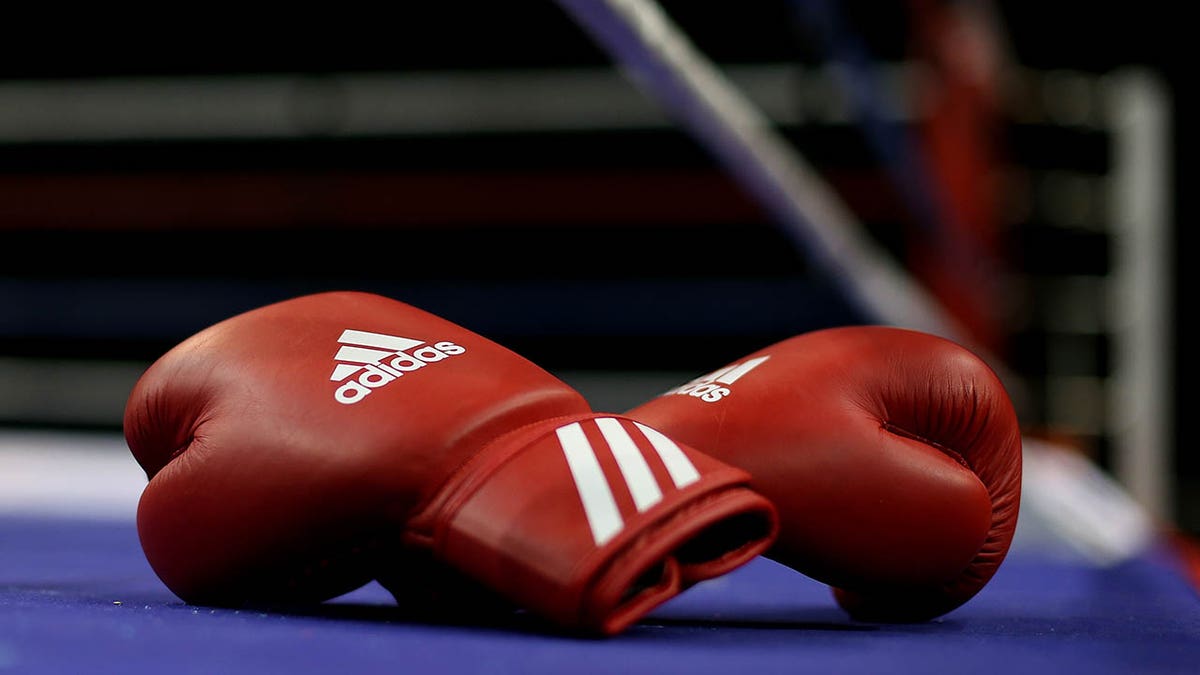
628 325 1022 621
124 291 777 635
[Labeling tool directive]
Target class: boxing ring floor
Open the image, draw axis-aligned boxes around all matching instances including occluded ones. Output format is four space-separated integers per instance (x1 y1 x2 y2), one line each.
3 428 1199 675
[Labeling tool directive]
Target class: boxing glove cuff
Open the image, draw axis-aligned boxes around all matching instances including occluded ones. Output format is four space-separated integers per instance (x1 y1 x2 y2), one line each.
409 414 778 636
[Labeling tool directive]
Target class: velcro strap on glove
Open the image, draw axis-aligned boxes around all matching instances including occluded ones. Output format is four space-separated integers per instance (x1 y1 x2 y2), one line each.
422 414 778 636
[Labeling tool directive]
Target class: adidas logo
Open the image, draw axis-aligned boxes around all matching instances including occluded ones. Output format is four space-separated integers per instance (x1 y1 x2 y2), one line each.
662 355 770 403
557 417 701 546
330 329 466 405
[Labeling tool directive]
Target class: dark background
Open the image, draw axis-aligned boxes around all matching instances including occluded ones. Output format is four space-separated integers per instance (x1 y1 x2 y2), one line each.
0 2 1191 531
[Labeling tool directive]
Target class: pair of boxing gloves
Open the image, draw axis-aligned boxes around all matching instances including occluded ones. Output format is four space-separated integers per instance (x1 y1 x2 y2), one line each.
123 290 1021 636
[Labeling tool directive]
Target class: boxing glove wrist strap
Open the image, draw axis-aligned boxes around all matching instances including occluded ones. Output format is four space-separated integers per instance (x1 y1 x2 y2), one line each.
414 414 778 636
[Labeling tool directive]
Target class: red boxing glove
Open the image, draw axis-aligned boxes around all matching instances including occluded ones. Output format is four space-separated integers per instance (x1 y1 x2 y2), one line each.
123 291 777 636
626 326 1022 622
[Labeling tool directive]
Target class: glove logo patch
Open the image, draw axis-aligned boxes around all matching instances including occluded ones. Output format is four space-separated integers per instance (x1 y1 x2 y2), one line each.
662 355 770 403
557 418 700 546
330 329 466 404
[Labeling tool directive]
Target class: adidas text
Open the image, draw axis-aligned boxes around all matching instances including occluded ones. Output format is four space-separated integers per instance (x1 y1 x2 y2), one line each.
663 381 732 403
661 355 770 403
331 332 466 405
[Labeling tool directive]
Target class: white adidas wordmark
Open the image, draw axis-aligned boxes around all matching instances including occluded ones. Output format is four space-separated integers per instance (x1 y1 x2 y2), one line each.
329 328 466 405
558 418 701 546
662 355 770 403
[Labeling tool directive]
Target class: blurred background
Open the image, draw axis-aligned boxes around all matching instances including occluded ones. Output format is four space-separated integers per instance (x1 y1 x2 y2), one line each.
0 2 1191 538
